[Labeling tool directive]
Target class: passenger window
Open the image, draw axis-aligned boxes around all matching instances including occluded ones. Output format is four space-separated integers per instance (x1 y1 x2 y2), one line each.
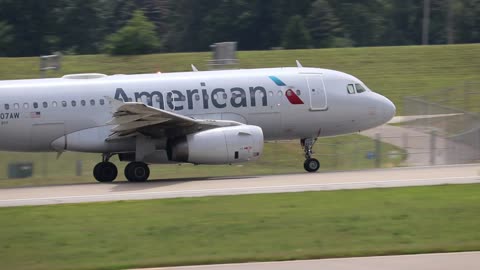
52 101 57 108
277 90 282 96
23 103 29 109
71 100 77 107
347 84 355 94
81 100 86 106
90 99 95 106
355 83 366 93
14 103 19 110
62 101 67 107
100 99 105 105
33 102 38 109
4 104 9 110
43 102 48 108
195 95 200 101
296 89 301 96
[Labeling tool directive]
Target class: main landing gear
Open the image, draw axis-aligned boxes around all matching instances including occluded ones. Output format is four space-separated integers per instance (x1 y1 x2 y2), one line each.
93 154 150 183
93 154 118 182
301 138 320 173
124 161 150 182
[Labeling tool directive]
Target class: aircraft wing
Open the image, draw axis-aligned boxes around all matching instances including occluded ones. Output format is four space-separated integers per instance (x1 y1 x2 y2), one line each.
106 98 242 140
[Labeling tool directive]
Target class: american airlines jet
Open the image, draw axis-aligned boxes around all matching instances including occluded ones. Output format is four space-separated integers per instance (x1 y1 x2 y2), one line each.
0 63 395 182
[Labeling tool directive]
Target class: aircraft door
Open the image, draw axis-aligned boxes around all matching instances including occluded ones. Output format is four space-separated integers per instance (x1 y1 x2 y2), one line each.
306 75 328 111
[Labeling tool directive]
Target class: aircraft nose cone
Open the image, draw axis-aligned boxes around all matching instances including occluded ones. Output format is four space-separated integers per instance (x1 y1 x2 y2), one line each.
383 97 396 123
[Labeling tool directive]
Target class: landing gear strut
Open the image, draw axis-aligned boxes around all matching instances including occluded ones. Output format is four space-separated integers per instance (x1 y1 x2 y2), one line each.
301 138 320 173
124 162 150 182
93 153 118 182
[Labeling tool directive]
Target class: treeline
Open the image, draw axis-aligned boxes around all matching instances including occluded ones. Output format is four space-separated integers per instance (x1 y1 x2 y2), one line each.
0 0 478 56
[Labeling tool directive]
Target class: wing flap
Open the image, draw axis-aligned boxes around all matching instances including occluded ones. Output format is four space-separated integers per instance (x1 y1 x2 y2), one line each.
106 98 243 140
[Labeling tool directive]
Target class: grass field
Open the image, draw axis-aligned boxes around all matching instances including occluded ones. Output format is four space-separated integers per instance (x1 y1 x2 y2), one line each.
0 44 477 186
0 134 405 188
0 184 479 270
0 44 479 114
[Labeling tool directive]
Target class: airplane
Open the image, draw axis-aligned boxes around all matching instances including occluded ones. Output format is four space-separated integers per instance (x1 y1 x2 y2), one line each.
0 62 396 182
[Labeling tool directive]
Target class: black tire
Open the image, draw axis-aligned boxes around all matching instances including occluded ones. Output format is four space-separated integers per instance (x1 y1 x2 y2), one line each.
304 158 320 173
124 162 150 182
93 162 118 182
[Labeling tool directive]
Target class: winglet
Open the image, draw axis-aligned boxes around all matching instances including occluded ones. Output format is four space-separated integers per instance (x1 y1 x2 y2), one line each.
191 64 199 72
296 60 303 68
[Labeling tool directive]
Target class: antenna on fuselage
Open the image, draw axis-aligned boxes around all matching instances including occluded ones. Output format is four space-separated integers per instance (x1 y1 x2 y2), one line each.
191 64 199 72
296 60 303 68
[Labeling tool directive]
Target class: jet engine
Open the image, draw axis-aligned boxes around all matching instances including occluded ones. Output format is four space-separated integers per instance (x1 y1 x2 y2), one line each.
167 125 264 164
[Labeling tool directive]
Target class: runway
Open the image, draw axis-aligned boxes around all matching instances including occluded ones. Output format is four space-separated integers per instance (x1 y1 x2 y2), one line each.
136 252 480 270
0 164 478 207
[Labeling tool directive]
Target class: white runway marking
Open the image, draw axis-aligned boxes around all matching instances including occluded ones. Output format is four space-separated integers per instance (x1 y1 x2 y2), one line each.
0 165 478 207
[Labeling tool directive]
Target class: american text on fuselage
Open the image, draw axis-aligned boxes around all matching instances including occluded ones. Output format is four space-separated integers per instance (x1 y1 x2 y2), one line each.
114 83 269 111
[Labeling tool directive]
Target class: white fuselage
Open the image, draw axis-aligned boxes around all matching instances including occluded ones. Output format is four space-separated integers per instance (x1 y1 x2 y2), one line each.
0 67 395 153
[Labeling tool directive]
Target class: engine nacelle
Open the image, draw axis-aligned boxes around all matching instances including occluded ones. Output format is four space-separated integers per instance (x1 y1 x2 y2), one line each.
167 125 264 164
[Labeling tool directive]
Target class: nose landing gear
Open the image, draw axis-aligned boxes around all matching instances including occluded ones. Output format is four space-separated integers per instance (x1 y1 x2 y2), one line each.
301 138 320 172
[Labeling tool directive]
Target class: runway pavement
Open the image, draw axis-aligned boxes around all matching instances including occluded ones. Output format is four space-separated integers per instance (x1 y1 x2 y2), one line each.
0 164 478 207
136 252 480 270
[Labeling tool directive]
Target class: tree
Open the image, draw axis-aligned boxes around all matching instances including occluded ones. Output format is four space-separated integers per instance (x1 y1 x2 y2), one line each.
271 0 316 48
455 0 480 43
135 0 170 35
104 10 161 55
163 0 220 52
0 0 60 56
201 0 257 50
306 0 343 48
282 15 312 49
382 0 423 45
56 0 104 54
0 21 13 56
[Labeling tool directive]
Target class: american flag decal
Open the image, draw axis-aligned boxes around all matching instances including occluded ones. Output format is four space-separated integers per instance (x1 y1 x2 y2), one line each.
30 112 41 118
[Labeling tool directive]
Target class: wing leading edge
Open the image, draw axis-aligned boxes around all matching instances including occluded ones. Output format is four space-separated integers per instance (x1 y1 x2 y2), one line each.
106 98 243 140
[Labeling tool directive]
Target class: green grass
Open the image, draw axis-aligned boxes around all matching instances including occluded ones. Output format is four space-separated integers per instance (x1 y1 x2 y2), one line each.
0 44 477 186
0 134 405 188
0 184 479 270
1 44 479 114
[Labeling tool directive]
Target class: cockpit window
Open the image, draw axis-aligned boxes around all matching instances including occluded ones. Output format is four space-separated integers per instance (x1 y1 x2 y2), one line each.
347 84 355 94
355 83 366 93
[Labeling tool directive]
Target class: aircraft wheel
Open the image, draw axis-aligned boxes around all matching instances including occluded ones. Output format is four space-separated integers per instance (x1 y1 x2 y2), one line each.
125 162 150 182
304 158 320 173
93 162 118 182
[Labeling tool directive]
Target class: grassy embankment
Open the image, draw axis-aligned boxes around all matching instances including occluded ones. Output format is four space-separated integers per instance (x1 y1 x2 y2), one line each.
1 44 479 114
0 44 478 186
0 184 479 270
